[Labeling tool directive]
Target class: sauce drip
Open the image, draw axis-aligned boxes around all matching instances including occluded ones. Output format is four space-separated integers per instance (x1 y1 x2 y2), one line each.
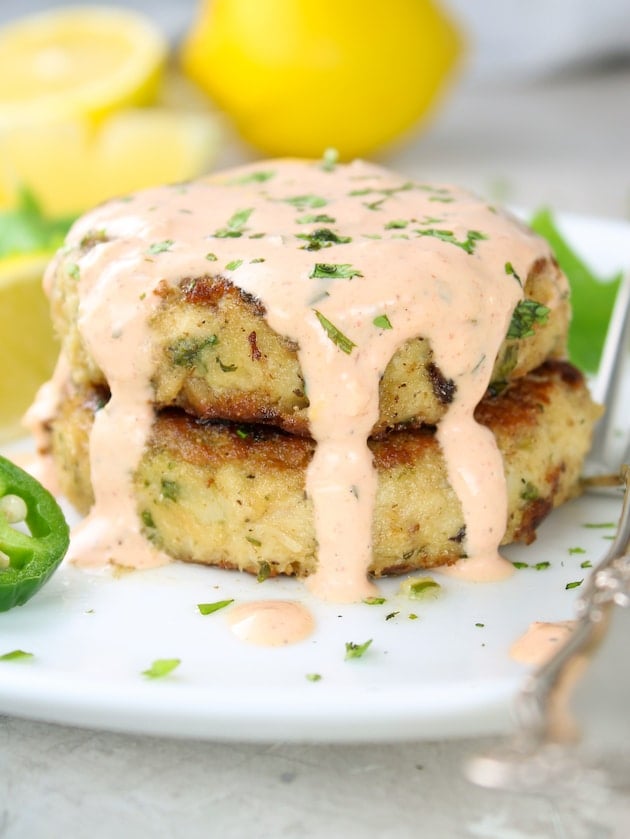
510 621 576 665
227 600 314 646
29 159 557 598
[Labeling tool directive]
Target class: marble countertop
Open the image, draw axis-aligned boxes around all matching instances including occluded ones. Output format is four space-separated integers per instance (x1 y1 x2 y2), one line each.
1 2 630 837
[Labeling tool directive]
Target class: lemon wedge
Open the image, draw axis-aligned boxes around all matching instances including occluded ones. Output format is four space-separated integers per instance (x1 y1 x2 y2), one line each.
0 253 58 442
0 5 167 127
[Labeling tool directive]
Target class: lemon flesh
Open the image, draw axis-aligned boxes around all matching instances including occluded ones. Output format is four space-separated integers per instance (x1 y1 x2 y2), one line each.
0 6 167 126
181 0 462 159
0 254 58 442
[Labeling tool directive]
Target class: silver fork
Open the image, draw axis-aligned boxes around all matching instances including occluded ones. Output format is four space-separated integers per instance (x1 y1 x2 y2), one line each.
466 272 630 793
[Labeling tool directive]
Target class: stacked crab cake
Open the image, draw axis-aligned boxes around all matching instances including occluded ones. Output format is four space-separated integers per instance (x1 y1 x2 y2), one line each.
36 158 601 584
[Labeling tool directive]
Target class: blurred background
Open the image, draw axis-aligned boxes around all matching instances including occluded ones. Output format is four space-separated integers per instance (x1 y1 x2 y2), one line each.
0 0 628 436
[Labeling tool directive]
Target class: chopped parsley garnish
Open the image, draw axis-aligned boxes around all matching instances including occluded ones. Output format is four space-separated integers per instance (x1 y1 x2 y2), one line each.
385 219 409 230
257 561 271 582
506 299 550 339
309 263 362 279
363 596 386 605
415 228 487 255
475 623 485 628
282 194 328 211
214 207 254 238
216 357 237 372
373 314 392 330
534 561 551 571
400 576 441 599
296 213 336 225
520 481 539 501
297 228 352 251
385 611 399 621
225 259 243 271
228 170 275 185
569 546 586 555
580 560 593 569
160 479 180 501
197 599 234 615
345 639 372 660
169 335 218 368
0 649 33 661
66 262 80 280
566 580 583 590
205 252 218 261
142 658 181 679
246 535 262 547
306 673 322 682
146 239 174 255
505 261 522 285
583 521 616 529
313 310 356 354
250 257 265 264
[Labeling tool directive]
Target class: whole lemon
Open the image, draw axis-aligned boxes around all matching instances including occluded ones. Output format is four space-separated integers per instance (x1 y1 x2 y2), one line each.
181 0 462 159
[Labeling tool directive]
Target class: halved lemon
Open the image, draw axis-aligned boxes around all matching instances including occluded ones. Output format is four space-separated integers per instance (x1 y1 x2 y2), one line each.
0 5 167 127
0 253 58 442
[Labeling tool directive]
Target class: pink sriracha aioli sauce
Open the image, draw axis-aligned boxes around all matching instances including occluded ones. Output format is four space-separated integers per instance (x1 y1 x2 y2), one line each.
27 159 561 643
227 600 315 646
510 621 577 666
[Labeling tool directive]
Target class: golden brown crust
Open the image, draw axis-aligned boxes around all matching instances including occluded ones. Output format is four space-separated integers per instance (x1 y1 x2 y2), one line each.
50 361 601 577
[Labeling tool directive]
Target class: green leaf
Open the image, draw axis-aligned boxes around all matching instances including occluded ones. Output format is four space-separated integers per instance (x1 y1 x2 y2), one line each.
373 314 393 330
363 596 386 605
565 579 583 590
282 194 328 211
313 310 356 354
197 599 234 615
530 208 622 372
415 228 487 255
225 259 243 271
146 239 174 255
214 208 254 238
297 228 351 251
141 658 181 678
0 187 75 258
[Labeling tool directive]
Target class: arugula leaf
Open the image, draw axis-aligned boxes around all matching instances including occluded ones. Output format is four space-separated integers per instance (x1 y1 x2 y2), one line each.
0 187 75 258
530 208 622 372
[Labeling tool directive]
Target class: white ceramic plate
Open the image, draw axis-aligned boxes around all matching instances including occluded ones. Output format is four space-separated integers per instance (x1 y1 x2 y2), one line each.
0 213 628 743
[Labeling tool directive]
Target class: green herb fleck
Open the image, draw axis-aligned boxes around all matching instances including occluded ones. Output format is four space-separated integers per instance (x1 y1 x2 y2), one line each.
534 561 551 571
214 207 254 238
228 170 275 185
385 611 399 621
282 194 328 211
250 257 265 264
296 213 336 225
306 673 322 682
363 596 386 605
385 219 409 230
297 228 352 251
313 310 356 354
141 510 155 529
507 299 550 339
520 481 539 501
225 259 243 271
257 561 271 582
475 623 485 628
580 560 593 569
373 314 393 330
415 228 487 254
512 561 529 569
246 535 262 546
569 546 586 555
169 335 218 368
216 357 237 372
345 639 372 660
566 580 583 590
235 428 249 439
0 649 33 661
408 613 418 620
205 252 218 261
66 262 80 280
505 261 522 285
160 479 180 502
197 599 234 615
309 262 362 279
147 239 174 255
399 576 441 600
583 522 616 529
142 658 181 679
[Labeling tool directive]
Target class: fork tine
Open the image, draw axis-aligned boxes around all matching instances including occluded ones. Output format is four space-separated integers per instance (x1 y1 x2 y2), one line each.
588 271 630 473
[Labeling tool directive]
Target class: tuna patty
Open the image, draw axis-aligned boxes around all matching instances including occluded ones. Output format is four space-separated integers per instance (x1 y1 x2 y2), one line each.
49 360 600 576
